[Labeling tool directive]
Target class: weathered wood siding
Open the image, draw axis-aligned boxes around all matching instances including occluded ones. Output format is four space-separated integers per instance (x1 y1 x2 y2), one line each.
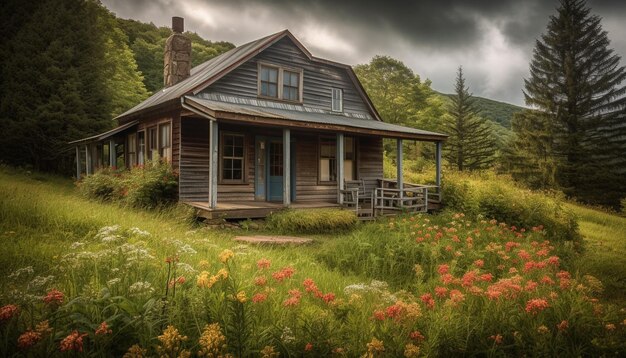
294 133 336 202
202 37 372 117
179 118 209 202
358 136 384 193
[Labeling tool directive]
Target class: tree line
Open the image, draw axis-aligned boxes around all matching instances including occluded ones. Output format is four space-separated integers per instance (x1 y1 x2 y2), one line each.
355 0 626 208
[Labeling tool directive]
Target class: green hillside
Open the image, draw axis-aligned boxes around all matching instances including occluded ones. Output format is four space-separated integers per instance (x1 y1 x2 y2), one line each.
438 92 525 128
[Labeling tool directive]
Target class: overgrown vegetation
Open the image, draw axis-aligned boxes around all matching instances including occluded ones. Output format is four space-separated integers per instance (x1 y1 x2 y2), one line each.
266 208 357 234
78 161 178 209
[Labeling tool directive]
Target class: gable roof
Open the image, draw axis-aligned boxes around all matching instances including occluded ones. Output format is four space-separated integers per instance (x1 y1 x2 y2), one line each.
116 30 382 122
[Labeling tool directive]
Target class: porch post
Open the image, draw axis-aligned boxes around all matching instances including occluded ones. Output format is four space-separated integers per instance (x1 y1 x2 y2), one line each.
336 133 344 204
209 120 218 209
435 141 442 188
85 145 91 175
109 140 116 168
283 128 291 206
397 138 403 200
75 146 81 180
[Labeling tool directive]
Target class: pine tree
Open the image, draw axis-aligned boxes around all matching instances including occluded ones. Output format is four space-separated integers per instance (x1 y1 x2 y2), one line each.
512 0 626 206
442 67 496 171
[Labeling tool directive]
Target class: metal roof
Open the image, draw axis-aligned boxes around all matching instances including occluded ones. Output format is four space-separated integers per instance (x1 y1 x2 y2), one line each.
184 96 447 141
69 120 139 144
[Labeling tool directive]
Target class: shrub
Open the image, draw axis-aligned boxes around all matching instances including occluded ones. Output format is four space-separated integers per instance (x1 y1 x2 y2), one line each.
621 197 626 216
266 208 357 234
78 167 123 201
441 171 580 243
122 162 178 209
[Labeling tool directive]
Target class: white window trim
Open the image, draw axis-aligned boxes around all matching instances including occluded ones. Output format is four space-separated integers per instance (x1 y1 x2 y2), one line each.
257 61 304 103
332 88 343 112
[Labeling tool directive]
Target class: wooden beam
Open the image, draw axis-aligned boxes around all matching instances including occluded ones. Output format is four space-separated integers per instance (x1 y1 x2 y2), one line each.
435 141 442 187
85 145 91 175
283 128 291 206
336 133 344 204
75 146 81 180
109 140 116 168
397 139 403 200
209 120 219 209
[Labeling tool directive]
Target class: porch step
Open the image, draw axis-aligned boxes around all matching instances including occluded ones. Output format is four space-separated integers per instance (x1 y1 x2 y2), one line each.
233 235 313 245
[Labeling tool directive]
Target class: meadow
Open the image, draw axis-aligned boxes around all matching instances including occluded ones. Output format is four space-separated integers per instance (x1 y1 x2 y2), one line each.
0 166 624 357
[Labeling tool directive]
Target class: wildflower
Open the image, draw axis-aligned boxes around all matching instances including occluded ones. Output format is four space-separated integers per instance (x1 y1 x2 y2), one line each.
605 323 616 331
420 293 435 309
441 273 456 285
461 271 477 287
59 331 88 352
198 260 210 269
556 271 571 280
386 302 403 319
537 325 550 334
0 304 19 322
372 310 386 321
525 298 549 315
198 323 227 357
473 259 484 268
95 321 112 335
437 264 450 275
257 258 271 270
480 273 493 282
197 271 214 288
546 256 560 267
283 289 302 307
123 344 147 358
165 256 179 264
272 266 295 282
540 276 555 285
236 291 247 303
556 320 568 332
216 268 229 280
219 249 234 264
157 325 190 358
305 342 313 351
322 292 336 303
449 289 465 303
409 330 425 342
303 278 318 293
434 286 448 298
489 334 503 344
260 345 279 358
252 293 268 303
254 276 268 286
404 343 420 357
366 337 385 355
35 320 52 336
17 330 41 349
525 280 538 291
43 289 64 306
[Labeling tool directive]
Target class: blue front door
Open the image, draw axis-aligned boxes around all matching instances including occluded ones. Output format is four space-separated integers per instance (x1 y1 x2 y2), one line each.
268 140 283 201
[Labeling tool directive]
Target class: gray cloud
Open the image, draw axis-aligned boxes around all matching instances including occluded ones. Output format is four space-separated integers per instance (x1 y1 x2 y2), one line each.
102 0 626 106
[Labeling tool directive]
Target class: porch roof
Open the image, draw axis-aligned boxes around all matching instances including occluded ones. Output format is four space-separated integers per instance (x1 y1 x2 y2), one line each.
183 96 448 142
68 120 138 145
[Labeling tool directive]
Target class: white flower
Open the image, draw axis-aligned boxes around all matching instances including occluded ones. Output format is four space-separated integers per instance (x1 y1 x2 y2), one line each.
281 326 295 344
178 244 197 255
107 278 121 286
129 227 150 237
70 242 84 250
8 266 34 280
129 281 154 297
176 262 197 274
27 275 55 291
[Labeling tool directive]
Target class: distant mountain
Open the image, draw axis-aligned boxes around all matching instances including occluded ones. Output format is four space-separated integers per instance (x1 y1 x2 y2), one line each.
438 93 525 129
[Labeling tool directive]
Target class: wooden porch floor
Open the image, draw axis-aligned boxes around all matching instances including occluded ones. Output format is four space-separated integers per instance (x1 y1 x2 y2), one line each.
188 201 340 220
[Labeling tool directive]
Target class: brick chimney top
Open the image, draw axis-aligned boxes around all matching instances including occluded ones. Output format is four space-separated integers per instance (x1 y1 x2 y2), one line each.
172 16 184 33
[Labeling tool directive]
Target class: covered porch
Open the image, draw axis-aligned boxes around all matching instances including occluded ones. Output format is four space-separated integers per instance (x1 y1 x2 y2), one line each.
181 96 445 220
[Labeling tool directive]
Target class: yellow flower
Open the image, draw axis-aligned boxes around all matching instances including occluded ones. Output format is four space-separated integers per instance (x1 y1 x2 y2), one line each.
219 250 234 264
260 345 280 358
198 260 210 269
404 343 420 358
157 325 190 358
217 268 229 280
236 291 247 303
123 344 147 358
365 337 385 356
197 323 227 357
537 325 550 335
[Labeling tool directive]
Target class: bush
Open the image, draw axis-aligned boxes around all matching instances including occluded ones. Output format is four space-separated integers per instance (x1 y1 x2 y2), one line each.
441 171 580 243
621 198 626 216
266 208 357 234
78 161 178 209
78 167 123 201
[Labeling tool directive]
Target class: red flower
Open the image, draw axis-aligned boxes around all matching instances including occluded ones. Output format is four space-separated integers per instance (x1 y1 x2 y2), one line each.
59 331 87 352
473 259 484 268
0 304 19 322
17 331 41 349
252 293 268 303
409 330 425 342
557 320 568 332
480 273 493 282
95 321 112 335
434 286 448 298
272 266 296 282
305 343 313 351
322 293 336 303
257 258 271 270
420 293 435 309
525 298 550 315
437 264 450 275
254 276 268 286
489 334 503 344
43 289 64 306
372 310 386 321
386 303 403 319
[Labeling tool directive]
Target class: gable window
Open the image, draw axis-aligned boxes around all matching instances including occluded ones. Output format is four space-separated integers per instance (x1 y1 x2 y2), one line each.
260 65 279 98
283 70 300 101
332 88 343 112
221 133 245 183
159 123 172 162
127 133 137 168
148 127 158 161
319 136 357 182
258 63 302 102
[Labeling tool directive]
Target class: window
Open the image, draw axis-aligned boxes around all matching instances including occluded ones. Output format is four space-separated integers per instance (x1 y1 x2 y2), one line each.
260 65 278 98
148 127 158 161
159 123 172 162
258 63 302 102
128 133 137 168
221 133 245 182
332 88 343 112
137 131 145 165
319 137 336 182
319 136 357 182
283 70 300 101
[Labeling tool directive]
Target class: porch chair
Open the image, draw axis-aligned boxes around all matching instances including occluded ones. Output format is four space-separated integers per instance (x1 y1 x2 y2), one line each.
340 179 375 218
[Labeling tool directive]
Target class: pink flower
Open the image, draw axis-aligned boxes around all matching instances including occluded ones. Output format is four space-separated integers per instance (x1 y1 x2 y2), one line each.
525 298 549 315
43 289 64 306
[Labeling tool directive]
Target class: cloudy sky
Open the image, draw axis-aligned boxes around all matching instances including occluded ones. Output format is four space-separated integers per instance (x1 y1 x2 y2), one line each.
102 0 626 106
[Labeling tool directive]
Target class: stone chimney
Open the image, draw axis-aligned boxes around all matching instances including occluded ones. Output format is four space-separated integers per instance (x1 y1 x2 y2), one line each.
164 16 191 87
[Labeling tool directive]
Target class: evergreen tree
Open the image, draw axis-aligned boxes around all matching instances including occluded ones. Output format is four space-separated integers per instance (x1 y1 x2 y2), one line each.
512 0 626 206
442 67 496 171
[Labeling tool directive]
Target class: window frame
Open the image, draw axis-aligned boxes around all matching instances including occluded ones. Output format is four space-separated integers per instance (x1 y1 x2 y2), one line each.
158 122 172 163
219 131 247 184
331 88 343 112
147 126 158 162
257 61 304 104
137 130 146 166
127 133 137 168
317 135 358 184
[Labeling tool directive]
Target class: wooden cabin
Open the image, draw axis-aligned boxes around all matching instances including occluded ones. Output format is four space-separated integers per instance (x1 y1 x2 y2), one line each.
71 17 447 219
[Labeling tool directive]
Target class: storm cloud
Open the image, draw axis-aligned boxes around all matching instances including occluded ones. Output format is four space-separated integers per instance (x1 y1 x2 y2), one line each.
102 0 626 106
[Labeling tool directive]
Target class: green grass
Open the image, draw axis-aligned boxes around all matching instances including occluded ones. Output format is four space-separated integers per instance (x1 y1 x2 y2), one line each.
566 203 626 303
